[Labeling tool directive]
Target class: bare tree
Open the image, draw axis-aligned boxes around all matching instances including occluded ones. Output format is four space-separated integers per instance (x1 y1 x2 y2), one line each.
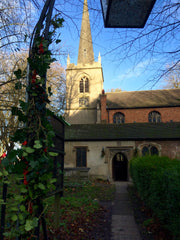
0 0 37 52
0 50 65 156
2 0 179 91
97 1 180 88
162 63 180 89
0 51 27 154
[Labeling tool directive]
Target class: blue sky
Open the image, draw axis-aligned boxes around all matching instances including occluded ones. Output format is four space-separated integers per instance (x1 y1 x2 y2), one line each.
51 0 179 92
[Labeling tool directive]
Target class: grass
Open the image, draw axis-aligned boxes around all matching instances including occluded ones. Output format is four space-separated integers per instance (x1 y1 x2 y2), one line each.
64 179 115 201
43 179 115 239
0 176 115 239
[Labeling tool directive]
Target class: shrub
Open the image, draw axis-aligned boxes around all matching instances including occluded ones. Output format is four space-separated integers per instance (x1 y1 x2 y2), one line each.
130 156 180 239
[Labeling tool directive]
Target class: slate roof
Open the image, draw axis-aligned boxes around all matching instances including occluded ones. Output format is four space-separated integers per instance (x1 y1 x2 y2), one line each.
106 89 180 109
65 122 180 141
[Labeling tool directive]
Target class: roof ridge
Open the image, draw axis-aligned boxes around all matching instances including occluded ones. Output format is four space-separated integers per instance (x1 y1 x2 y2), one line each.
106 88 180 94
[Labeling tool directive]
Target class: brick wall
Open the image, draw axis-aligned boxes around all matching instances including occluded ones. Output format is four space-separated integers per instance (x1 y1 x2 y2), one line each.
107 107 180 123
136 140 180 159
100 93 108 123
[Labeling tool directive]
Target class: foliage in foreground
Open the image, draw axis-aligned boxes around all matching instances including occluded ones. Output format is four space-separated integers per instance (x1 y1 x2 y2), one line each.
130 155 180 240
1 180 114 239
44 180 115 239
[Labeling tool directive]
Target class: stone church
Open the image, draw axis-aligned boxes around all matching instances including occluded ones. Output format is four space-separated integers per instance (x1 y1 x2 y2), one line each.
64 0 180 181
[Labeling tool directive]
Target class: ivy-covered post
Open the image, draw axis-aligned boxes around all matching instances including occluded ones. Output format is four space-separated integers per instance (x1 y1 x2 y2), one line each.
26 1 56 238
0 0 64 239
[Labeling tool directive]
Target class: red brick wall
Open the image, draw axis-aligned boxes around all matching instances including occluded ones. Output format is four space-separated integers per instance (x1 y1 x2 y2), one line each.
100 93 180 123
107 107 180 123
100 94 108 123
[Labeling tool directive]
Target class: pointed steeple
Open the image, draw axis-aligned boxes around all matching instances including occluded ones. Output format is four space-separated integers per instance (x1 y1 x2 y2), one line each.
77 0 94 65
98 52 101 64
67 54 70 65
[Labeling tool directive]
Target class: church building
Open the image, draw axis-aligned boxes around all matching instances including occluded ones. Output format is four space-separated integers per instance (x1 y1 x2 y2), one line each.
64 0 180 181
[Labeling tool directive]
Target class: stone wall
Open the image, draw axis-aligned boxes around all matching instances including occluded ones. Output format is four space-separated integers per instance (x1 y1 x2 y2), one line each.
65 140 180 181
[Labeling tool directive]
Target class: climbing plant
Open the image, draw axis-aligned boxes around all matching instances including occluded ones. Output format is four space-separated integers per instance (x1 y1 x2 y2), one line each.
0 0 64 238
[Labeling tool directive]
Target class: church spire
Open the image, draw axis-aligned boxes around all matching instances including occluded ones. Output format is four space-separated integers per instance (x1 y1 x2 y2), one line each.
77 0 94 65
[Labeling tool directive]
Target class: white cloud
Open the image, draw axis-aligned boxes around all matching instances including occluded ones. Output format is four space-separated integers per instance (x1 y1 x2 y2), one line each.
116 59 151 82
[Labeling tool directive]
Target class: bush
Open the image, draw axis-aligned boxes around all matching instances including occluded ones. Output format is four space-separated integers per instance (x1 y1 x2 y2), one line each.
130 156 180 239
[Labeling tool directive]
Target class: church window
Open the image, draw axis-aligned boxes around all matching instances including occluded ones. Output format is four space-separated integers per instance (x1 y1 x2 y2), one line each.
150 146 159 156
80 79 84 93
85 78 89 92
79 76 89 93
142 146 149 156
76 147 87 167
148 111 161 123
113 112 125 124
142 145 159 156
79 97 89 107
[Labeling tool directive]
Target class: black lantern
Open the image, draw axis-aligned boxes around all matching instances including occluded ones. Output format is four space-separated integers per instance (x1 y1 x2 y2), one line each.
100 0 156 28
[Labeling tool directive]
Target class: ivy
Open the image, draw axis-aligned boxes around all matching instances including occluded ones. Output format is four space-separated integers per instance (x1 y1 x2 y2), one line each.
0 15 64 239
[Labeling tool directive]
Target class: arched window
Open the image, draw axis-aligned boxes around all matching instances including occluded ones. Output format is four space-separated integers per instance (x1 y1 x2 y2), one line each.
141 145 159 156
142 146 149 156
80 79 84 93
113 112 125 124
150 146 159 156
85 78 89 92
79 76 89 93
148 111 161 123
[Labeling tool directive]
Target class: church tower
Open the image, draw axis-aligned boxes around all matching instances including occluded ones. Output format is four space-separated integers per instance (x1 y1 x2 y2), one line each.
65 0 104 124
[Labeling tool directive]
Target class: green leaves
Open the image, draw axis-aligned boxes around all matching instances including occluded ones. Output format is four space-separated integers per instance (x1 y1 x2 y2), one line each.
12 107 27 122
25 218 38 231
24 147 35 154
30 160 39 169
38 183 46 190
51 17 64 29
33 140 42 149
11 214 18 222
4 14 64 237
14 69 22 79
49 152 58 157
15 81 22 90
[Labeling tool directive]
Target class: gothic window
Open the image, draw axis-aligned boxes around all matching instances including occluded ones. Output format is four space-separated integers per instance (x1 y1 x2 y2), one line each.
142 145 159 156
150 146 159 156
76 147 87 167
113 112 125 124
79 76 89 93
79 97 89 107
85 78 89 92
148 111 161 123
142 146 149 156
80 79 84 93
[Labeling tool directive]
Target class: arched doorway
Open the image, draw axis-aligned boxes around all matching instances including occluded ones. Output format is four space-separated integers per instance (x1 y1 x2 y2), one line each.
112 153 128 181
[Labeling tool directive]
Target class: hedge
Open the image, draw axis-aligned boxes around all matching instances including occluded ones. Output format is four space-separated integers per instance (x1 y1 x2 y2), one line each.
130 156 180 240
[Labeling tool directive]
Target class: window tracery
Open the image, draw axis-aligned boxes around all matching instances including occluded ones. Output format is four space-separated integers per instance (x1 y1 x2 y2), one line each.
113 112 125 124
142 145 159 156
79 97 89 107
148 111 161 123
79 76 89 93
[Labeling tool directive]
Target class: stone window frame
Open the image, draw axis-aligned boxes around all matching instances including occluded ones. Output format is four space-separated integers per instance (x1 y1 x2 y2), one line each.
138 143 161 157
79 76 89 93
113 112 125 124
148 111 161 123
75 146 88 167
